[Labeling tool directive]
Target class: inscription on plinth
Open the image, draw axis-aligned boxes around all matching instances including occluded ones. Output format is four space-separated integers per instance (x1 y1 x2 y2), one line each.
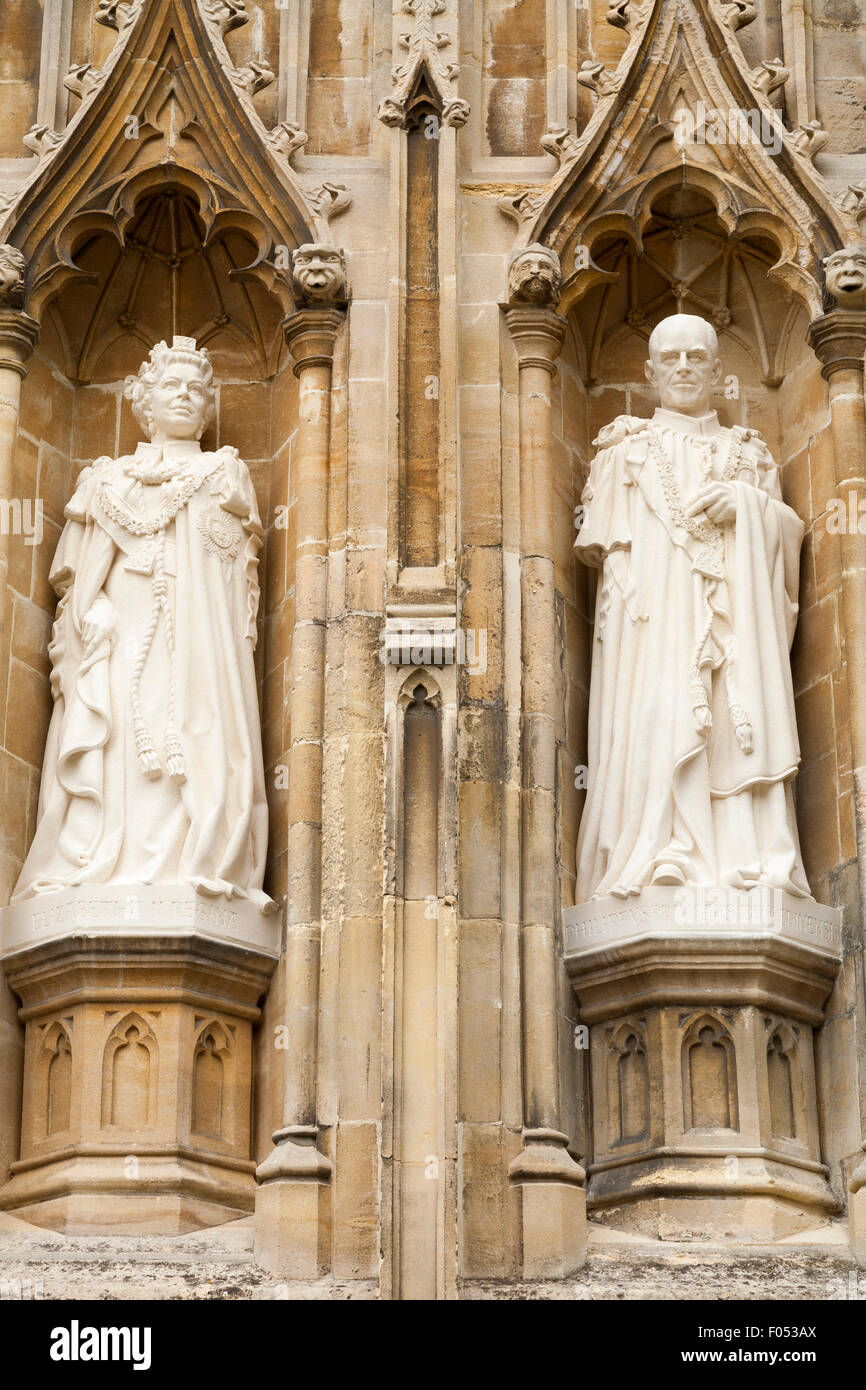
1 885 281 958
563 886 842 959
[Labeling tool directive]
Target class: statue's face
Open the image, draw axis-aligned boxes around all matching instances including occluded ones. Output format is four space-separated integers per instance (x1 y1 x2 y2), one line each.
645 319 721 416
825 248 866 302
149 361 211 441
510 249 560 303
292 247 345 302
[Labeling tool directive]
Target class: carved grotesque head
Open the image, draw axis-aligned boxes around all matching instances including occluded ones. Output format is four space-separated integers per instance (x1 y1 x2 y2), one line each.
645 314 722 417
824 246 866 308
508 243 562 305
292 244 347 305
0 245 27 308
124 336 217 443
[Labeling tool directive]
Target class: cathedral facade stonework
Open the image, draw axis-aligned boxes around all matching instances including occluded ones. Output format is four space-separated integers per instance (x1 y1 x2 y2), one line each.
1 0 866 1301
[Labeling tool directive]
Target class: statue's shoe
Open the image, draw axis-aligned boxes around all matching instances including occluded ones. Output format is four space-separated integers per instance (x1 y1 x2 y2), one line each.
650 862 687 886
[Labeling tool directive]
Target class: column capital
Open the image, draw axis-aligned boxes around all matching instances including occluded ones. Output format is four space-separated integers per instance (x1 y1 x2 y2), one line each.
807 307 866 380
503 304 566 373
0 308 40 376
282 306 345 377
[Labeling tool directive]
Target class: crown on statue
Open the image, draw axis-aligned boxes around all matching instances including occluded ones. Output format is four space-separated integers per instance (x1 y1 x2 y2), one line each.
172 335 198 352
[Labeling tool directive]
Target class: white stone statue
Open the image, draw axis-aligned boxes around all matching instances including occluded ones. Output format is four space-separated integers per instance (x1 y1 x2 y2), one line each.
13 336 275 911
575 313 809 901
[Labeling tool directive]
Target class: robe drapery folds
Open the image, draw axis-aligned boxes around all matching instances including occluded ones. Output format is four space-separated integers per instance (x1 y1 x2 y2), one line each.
574 408 810 902
13 440 275 910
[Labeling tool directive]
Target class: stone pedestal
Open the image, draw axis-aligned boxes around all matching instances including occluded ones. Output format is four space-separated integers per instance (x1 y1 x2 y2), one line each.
563 887 842 1241
0 887 280 1234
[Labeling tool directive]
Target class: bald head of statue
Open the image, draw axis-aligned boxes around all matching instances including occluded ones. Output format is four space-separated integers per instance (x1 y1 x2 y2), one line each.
645 313 722 417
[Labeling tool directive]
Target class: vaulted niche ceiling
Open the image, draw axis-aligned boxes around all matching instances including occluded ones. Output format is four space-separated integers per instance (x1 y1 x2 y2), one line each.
577 186 811 388
43 189 285 383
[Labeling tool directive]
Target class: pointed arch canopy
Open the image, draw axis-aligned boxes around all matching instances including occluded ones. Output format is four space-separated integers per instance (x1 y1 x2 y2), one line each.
0 0 323 325
508 0 852 321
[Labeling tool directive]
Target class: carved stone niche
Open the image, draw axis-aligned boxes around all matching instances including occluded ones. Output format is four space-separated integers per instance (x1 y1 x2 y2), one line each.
563 887 842 1240
0 888 279 1234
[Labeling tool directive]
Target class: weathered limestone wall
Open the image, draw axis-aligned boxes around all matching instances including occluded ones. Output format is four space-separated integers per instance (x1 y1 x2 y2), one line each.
0 0 44 158
2 0 866 1295
780 344 866 1200
456 188 520 1279
0 339 74 1186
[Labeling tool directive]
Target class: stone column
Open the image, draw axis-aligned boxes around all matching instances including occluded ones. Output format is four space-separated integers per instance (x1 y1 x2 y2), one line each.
0 260 41 741
809 293 866 1263
255 247 346 1279
503 246 586 1278
0 252 39 1196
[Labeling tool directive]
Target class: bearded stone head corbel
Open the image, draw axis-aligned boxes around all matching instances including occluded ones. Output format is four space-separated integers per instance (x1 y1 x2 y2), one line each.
0 245 28 309
291 244 348 307
824 245 866 310
507 243 562 307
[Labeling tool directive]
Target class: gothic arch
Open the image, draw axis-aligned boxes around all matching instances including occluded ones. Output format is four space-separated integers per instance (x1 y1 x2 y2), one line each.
606 1020 650 1147
0 0 332 331
192 1018 233 1142
38 1019 73 1138
100 1010 159 1130
681 1013 739 1132
501 0 852 315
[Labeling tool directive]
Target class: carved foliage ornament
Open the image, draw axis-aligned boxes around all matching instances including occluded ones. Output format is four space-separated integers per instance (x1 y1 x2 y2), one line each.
0 245 28 308
291 244 348 306
95 0 144 31
198 0 249 36
718 0 757 29
378 0 470 129
577 61 620 100
507 244 562 306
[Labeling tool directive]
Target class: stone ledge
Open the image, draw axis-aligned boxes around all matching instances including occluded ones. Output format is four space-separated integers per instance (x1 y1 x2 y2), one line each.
0 885 282 958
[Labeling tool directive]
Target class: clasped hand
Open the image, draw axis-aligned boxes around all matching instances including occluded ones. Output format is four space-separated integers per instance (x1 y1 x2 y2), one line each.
81 596 116 654
685 481 737 525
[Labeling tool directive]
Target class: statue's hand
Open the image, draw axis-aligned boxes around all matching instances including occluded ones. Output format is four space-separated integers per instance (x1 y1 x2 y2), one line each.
81 596 116 654
685 481 737 525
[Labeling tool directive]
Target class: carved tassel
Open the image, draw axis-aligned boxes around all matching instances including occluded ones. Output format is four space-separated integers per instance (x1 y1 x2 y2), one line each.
134 717 162 780
164 726 186 784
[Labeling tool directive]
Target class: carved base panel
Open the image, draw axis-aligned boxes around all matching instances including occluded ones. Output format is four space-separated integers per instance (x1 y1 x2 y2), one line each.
0 1152 256 1234
563 889 842 1240
0 900 279 1235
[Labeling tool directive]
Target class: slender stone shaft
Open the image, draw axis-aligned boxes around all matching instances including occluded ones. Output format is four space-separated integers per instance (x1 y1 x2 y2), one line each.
255 305 343 1279
504 299 586 1278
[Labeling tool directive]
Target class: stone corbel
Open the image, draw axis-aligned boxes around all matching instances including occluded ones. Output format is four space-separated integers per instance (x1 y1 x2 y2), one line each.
291 244 348 310
506 243 562 309
821 244 866 312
